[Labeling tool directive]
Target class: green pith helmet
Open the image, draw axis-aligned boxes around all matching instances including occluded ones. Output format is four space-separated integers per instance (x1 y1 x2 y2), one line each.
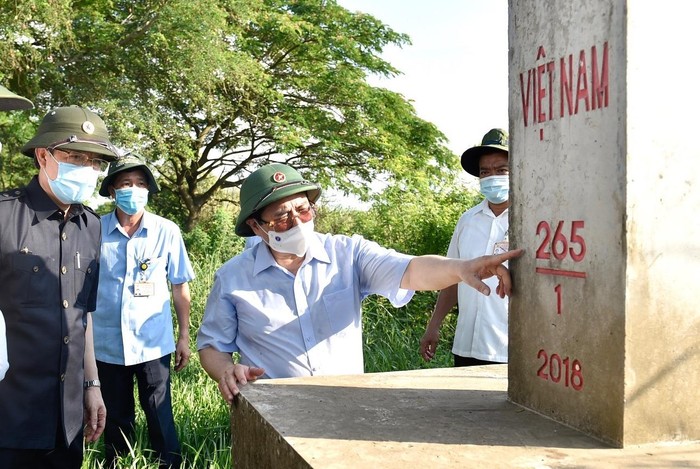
460 128 509 177
99 153 159 197
0 85 33 111
235 163 322 237
21 105 119 160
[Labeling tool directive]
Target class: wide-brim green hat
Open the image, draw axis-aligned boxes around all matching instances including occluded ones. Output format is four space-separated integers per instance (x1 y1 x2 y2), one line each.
99 153 159 197
460 128 509 177
0 85 33 111
21 105 119 160
235 163 321 237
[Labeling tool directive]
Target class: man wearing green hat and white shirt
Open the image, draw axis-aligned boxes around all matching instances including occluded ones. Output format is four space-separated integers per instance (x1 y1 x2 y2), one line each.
420 128 511 367
0 105 118 468
0 84 34 384
93 154 194 469
197 162 522 403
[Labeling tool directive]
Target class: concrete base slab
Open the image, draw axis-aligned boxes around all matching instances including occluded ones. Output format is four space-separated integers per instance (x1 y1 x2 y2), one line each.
232 365 700 468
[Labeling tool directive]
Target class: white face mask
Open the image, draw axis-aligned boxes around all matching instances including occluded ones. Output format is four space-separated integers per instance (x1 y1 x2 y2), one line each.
44 161 99 204
479 175 509 204
263 219 315 257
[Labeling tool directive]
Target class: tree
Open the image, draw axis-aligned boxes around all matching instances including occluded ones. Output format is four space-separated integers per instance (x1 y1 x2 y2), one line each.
0 0 459 230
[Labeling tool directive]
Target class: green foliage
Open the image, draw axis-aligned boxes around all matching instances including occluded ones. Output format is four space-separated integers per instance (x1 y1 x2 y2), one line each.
318 183 481 257
0 0 455 232
183 207 246 263
362 293 457 373
0 112 38 188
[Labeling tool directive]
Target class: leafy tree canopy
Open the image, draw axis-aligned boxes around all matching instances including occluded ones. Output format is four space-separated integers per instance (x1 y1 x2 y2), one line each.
1 0 460 230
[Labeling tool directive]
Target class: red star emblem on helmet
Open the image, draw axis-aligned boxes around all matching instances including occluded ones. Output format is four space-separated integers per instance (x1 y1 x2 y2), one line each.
272 171 286 183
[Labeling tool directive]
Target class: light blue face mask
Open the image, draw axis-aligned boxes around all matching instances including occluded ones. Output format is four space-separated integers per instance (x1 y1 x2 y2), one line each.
479 175 509 204
115 187 149 215
44 160 99 204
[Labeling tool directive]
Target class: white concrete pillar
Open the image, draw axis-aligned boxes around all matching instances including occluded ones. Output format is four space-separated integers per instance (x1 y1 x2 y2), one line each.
508 0 700 446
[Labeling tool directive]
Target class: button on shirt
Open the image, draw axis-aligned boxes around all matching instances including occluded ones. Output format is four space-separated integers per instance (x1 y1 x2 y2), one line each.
94 211 195 366
197 233 414 379
449 200 509 362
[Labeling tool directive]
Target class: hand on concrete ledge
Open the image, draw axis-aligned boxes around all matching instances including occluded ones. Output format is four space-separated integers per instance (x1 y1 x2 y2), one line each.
199 347 265 404
220 364 265 402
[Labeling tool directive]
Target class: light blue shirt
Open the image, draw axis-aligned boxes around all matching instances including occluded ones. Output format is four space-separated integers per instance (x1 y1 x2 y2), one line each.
94 211 195 366
197 232 414 378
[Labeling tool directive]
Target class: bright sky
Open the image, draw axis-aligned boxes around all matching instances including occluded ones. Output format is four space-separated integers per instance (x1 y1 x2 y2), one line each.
338 0 508 157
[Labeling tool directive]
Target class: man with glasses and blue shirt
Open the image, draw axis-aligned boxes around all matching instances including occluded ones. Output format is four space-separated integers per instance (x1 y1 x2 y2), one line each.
0 105 118 468
93 155 194 469
197 163 523 403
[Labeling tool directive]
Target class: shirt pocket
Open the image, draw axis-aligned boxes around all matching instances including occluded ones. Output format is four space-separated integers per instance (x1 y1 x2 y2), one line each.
141 255 166 281
9 252 54 307
74 254 98 309
321 286 360 335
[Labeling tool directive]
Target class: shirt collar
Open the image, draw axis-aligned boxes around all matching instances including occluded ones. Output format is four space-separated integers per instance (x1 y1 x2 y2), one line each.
138 210 154 233
476 199 509 218
105 209 151 236
305 232 330 263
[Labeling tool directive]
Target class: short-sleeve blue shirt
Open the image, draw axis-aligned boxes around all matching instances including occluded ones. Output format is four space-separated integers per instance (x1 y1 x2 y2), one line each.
94 210 195 366
197 232 414 378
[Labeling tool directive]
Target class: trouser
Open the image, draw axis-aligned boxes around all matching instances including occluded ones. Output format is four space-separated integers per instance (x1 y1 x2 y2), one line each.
98 354 182 469
453 354 501 367
0 423 83 469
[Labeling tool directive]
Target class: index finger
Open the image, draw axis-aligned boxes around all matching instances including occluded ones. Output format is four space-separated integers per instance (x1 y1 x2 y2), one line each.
492 248 524 264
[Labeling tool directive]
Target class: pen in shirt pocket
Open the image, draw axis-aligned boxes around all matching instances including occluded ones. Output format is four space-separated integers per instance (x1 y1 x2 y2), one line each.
76 251 80 269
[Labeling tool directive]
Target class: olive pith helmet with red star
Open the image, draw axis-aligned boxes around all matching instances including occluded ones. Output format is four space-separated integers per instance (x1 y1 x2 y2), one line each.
235 163 321 237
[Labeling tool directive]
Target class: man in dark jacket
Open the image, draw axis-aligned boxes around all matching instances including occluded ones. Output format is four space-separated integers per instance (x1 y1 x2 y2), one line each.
0 105 119 468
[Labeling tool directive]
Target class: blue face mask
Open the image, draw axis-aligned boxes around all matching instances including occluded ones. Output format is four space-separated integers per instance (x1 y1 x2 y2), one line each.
44 161 99 205
479 175 509 204
115 187 149 215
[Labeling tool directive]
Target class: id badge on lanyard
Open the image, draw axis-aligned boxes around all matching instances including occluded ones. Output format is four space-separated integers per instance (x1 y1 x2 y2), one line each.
493 235 509 255
134 258 155 297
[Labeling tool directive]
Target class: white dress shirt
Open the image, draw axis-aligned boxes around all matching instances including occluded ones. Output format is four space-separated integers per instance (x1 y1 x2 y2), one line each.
449 200 509 362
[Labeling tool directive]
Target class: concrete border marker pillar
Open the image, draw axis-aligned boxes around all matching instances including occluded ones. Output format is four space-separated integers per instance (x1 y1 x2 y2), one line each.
508 0 700 447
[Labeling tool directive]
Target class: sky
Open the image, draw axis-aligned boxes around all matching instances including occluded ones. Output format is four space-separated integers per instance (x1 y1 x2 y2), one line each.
337 0 508 156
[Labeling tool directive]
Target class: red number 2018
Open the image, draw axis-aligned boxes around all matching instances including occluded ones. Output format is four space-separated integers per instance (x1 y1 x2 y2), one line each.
536 220 586 261
537 349 583 391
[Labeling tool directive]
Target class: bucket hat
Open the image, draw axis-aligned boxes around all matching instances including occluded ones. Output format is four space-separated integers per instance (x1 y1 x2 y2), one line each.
21 105 119 160
0 85 33 111
460 128 509 177
99 153 159 197
235 163 321 237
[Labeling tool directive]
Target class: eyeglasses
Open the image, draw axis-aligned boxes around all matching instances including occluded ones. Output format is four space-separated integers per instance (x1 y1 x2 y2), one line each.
257 204 315 232
47 147 109 172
